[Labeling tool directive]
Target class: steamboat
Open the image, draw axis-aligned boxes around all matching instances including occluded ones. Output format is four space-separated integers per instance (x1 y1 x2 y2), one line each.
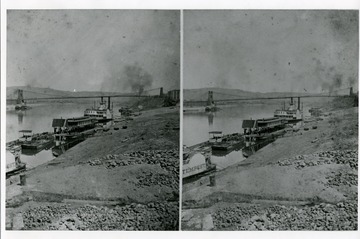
274 98 303 122
52 116 97 156
6 147 26 178
183 147 216 183
242 117 287 142
84 97 113 122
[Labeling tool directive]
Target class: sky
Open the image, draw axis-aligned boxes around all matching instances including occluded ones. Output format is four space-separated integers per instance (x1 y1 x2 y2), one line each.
184 10 359 93
7 10 180 93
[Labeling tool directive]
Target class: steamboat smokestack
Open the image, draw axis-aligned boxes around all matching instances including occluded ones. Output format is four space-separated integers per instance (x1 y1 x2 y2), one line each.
298 97 301 110
108 97 111 110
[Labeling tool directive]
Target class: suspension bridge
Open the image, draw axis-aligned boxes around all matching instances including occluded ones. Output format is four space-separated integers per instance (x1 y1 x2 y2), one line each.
7 87 169 105
184 87 355 107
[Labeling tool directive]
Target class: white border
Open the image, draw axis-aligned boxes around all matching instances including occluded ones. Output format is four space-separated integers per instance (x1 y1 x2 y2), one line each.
179 9 184 231
2 0 360 10
1 1 360 239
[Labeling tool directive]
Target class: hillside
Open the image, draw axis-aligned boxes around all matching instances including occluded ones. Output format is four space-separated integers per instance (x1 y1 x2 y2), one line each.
6 86 137 100
184 87 317 102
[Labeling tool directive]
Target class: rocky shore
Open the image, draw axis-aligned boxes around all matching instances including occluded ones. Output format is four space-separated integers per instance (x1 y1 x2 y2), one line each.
212 200 357 230
6 107 180 230
182 100 358 231
21 201 178 231
88 149 179 190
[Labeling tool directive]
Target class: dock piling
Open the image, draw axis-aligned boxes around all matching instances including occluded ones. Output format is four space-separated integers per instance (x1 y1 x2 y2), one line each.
209 175 216 187
20 174 26 186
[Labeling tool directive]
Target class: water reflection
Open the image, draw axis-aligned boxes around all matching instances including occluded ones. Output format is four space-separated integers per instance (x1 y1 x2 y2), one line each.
211 148 245 170
184 102 313 147
52 136 86 157
242 138 276 158
17 111 25 124
184 102 316 172
7 102 100 168
210 137 276 170
208 112 214 126
21 142 55 156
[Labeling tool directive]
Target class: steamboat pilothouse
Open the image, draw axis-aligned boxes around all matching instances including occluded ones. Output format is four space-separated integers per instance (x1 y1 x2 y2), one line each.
274 97 303 122
84 97 113 122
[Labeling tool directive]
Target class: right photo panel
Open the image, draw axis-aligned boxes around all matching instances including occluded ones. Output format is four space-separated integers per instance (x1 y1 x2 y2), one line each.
182 10 358 231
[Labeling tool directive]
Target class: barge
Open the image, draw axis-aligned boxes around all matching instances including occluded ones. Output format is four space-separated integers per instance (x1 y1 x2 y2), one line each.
52 116 97 156
209 131 245 152
20 131 54 151
7 131 54 154
52 116 97 143
242 117 287 142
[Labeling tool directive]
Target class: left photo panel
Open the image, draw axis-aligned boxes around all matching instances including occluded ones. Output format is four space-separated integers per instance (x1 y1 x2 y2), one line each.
5 10 180 230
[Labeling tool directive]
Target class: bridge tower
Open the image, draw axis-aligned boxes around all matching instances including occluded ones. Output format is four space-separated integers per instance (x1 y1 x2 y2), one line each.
160 87 164 97
350 87 353 96
17 89 24 104
108 96 111 110
207 91 214 106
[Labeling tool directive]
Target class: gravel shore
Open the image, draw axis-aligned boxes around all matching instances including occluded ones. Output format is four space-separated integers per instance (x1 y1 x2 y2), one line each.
7 107 180 230
182 101 358 231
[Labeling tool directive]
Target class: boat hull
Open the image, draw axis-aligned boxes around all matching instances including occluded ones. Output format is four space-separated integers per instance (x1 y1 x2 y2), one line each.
21 139 54 151
182 164 216 184
6 163 26 178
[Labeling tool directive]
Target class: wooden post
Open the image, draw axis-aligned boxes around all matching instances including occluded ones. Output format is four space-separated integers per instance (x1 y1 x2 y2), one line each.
210 175 216 186
20 174 26 186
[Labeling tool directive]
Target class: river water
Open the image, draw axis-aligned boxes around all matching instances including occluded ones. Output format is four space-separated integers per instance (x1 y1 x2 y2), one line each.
184 100 317 170
6 102 98 168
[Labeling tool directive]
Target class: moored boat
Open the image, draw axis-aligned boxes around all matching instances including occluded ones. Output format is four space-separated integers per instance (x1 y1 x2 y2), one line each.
183 147 216 182
242 117 287 142
6 147 26 178
84 97 113 122
274 99 302 122
20 132 54 151
209 132 245 152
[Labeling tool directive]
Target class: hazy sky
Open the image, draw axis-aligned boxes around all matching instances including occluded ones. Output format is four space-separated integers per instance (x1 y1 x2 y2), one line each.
7 10 180 92
184 10 358 93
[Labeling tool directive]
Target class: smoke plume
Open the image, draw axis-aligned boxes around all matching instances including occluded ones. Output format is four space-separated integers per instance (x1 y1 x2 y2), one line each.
348 76 356 86
123 64 153 95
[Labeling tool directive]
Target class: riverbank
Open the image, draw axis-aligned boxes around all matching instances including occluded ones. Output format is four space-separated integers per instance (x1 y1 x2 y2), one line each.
6 106 180 230
182 98 358 230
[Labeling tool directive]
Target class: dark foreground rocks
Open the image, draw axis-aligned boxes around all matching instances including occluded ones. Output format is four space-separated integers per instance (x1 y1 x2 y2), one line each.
277 150 358 170
88 149 179 173
21 201 179 230
212 201 357 230
88 149 179 191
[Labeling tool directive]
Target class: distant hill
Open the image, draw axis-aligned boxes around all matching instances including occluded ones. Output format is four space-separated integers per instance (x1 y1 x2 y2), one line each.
6 86 140 100
184 87 316 101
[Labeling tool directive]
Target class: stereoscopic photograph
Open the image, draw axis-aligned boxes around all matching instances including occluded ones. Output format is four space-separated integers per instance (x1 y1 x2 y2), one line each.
5 10 180 230
182 10 358 230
